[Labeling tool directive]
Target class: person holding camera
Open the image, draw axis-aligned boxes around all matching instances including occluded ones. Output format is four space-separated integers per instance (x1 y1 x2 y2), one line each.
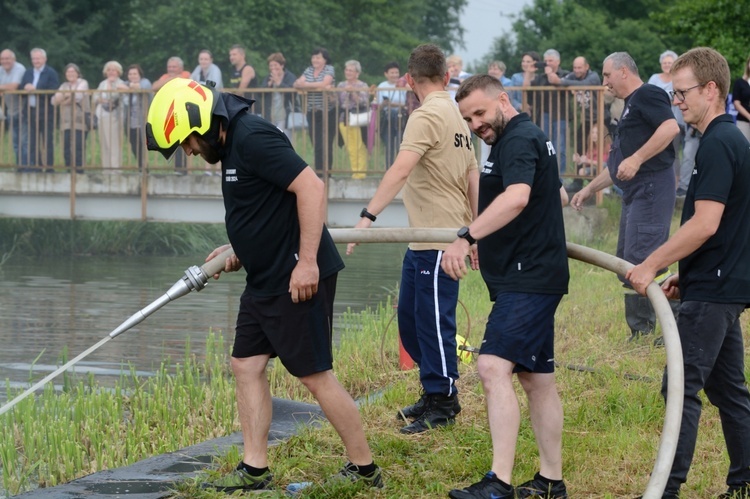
529 49 570 175
509 51 540 112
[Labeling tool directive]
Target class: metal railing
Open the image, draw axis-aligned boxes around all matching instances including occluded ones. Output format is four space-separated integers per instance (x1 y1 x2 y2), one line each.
1 85 611 175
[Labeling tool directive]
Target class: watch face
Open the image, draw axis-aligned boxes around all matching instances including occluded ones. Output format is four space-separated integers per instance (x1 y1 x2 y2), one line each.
457 226 474 244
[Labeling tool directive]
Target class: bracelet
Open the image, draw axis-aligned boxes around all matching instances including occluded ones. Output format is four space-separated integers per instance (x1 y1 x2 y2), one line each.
360 208 377 222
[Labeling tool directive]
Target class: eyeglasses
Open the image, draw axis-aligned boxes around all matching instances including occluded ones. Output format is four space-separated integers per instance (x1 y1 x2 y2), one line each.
669 83 705 102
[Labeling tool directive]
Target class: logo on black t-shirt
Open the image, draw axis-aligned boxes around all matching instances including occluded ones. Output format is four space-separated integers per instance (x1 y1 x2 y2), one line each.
546 141 556 157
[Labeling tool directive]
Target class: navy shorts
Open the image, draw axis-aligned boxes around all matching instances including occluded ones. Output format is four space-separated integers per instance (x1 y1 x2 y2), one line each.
232 274 337 378
480 292 563 373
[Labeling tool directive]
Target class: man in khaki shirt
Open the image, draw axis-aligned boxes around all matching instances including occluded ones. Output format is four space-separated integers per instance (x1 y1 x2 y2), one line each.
347 43 478 434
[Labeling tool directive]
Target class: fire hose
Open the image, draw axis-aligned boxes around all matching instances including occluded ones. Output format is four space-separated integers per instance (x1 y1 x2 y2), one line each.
0 230 681 499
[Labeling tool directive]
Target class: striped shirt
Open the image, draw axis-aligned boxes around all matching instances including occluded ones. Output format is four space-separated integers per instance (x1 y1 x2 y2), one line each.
302 64 335 111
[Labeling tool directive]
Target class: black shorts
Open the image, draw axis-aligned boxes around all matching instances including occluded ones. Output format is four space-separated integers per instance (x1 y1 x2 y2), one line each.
233 274 337 378
480 292 563 373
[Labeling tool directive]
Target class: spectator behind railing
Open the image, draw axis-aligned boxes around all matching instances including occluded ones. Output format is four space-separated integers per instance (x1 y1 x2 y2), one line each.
3 83 617 183
227 44 257 93
51 63 90 173
152 56 191 173
509 51 540 112
573 123 609 177
561 56 602 169
122 64 151 170
94 61 127 171
259 52 296 137
190 49 223 90
487 60 512 88
0 49 26 165
732 53 750 143
530 49 570 175
376 61 406 169
20 48 59 171
647 50 685 187
337 60 370 179
294 47 336 171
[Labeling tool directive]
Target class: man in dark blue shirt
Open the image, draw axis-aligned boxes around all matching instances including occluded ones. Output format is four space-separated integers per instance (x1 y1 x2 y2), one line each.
628 47 750 499
571 52 680 341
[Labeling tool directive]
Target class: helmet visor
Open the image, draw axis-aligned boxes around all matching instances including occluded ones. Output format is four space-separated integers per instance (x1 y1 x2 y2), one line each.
145 122 181 161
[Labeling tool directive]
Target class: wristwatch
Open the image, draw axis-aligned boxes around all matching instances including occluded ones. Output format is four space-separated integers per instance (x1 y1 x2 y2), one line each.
457 226 476 245
360 208 377 222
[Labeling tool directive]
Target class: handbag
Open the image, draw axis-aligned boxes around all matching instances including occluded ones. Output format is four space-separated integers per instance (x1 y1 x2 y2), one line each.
76 102 93 130
348 110 371 127
101 100 119 112
287 111 308 130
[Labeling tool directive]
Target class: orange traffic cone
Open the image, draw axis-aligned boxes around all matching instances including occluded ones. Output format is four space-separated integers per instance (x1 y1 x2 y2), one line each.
398 335 415 370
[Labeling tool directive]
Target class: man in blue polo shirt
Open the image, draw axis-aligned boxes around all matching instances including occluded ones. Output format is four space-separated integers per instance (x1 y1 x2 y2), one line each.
628 47 750 499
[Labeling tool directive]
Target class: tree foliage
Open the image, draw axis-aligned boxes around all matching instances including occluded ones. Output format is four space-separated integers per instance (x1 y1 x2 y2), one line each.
654 0 750 79
480 0 706 79
0 0 466 85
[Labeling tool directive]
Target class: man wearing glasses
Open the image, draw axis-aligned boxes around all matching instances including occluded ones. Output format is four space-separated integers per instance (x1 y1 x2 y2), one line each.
627 47 750 499
571 52 679 342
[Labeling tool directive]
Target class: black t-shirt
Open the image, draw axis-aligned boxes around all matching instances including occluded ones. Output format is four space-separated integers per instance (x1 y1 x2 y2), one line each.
221 112 344 297
732 78 750 123
477 113 569 299
679 114 750 304
616 84 675 173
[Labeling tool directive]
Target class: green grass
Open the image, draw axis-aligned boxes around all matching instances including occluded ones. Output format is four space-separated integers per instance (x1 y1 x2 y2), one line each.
2 199 742 498
0 218 228 257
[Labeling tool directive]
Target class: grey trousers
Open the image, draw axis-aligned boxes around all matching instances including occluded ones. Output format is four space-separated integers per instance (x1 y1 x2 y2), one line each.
616 167 676 333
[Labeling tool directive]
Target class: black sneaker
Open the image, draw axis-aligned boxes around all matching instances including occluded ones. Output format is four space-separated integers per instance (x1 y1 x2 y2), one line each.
516 472 568 498
399 394 461 434
203 462 273 492
719 484 750 498
448 471 514 499
398 392 428 420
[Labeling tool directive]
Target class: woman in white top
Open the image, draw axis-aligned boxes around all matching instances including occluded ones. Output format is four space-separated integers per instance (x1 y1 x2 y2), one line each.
337 60 370 179
647 50 686 183
94 61 128 170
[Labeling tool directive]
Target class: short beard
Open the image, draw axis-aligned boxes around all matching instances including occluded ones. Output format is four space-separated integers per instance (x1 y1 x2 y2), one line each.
200 145 222 164
484 108 508 145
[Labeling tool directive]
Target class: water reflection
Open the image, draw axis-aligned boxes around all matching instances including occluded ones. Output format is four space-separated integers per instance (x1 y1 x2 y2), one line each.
0 244 404 400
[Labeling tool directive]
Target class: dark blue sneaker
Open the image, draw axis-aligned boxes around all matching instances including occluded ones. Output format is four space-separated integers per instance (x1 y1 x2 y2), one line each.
448 471 514 499
516 472 568 498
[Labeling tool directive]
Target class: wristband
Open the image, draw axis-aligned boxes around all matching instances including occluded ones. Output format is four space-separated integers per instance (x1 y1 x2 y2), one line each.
360 208 377 222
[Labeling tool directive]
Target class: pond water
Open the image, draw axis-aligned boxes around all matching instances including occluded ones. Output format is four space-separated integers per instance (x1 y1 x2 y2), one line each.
0 243 405 402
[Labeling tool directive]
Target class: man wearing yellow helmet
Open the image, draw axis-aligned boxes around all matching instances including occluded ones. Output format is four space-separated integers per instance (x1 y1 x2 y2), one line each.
146 78 381 493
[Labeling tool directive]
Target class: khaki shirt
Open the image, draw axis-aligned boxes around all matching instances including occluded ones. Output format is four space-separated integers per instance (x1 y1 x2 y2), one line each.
399 91 477 250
